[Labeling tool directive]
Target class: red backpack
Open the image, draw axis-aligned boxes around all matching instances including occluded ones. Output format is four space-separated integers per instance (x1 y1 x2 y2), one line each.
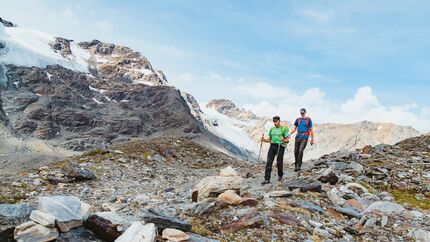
297 117 311 136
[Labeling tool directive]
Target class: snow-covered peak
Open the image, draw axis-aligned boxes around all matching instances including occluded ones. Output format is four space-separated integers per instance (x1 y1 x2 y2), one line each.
0 20 89 73
0 17 167 86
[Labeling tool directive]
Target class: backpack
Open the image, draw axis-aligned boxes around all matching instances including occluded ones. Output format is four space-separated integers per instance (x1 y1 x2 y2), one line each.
297 117 311 136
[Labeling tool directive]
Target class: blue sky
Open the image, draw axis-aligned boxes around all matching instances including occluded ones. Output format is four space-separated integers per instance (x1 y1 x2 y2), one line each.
1 0 429 131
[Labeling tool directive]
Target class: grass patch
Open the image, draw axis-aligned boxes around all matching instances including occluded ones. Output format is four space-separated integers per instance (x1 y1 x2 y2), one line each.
50 160 69 169
391 190 430 210
82 148 103 157
189 218 213 236
0 195 27 204
356 180 375 193
366 161 385 167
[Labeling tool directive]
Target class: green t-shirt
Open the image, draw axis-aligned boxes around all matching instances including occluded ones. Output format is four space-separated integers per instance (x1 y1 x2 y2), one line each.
269 125 289 145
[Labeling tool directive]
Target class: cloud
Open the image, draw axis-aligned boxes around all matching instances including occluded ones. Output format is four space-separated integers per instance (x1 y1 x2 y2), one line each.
300 9 331 23
241 83 429 131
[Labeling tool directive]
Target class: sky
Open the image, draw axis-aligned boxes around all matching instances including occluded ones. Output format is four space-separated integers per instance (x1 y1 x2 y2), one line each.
1 0 429 131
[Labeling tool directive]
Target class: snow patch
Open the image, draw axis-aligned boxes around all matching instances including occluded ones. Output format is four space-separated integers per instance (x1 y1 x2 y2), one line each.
200 104 259 155
92 97 104 104
0 24 89 72
89 85 107 94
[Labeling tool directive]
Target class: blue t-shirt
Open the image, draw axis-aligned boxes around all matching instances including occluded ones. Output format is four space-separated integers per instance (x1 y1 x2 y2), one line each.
294 117 313 138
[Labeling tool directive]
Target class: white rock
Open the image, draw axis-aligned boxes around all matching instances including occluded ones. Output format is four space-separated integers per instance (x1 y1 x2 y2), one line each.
14 221 59 242
162 228 190 242
79 201 92 218
408 228 430 242
192 175 242 202
361 201 405 215
219 166 238 177
327 187 346 206
115 221 156 242
29 210 56 228
410 210 424 219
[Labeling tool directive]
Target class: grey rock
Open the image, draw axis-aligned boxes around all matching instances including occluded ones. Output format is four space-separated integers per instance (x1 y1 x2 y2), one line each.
143 209 192 232
0 204 35 232
38 196 83 232
290 200 323 213
62 162 96 181
285 176 322 193
334 207 362 218
56 227 103 242
361 201 405 215
188 232 219 242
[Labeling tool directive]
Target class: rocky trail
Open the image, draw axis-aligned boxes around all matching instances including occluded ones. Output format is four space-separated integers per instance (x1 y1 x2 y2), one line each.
1 134 429 241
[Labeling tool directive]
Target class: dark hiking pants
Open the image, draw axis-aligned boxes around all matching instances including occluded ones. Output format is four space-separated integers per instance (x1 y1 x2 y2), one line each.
294 137 308 169
264 143 285 181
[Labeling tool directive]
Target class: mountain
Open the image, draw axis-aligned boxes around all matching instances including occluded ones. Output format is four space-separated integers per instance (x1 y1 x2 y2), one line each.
0 17 248 172
203 99 422 161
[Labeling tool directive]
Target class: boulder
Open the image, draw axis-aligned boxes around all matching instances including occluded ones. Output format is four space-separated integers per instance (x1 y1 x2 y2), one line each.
37 196 83 232
56 227 103 242
344 199 365 212
187 198 227 216
85 214 122 242
219 166 238 177
162 228 189 242
192 175 242 202
361 201 405 215
285 176 322 193
270 213 300 226
94 212 129 231
327 188 346 206
218 190 242 205
62 162 96 181
0 203 35 232
318 172 339 185
239 198 258 207
114 222 156 242
29 210 56 228
222 209 263 231
290 200 324 213
334 207 362 219
142 209 191 232
407 228 430 242
14 221 59 242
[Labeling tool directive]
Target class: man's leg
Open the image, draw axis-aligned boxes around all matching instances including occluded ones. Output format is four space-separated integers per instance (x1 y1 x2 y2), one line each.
294 138 301 169
297 138 308 170
276 145 285 179
264 144 276 181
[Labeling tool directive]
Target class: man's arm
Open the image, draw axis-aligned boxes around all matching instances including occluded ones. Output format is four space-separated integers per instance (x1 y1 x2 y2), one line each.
309 128 315 145
288 126 297 137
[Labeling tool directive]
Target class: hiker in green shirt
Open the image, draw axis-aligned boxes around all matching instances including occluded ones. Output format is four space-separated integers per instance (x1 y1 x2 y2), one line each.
261 116 289 185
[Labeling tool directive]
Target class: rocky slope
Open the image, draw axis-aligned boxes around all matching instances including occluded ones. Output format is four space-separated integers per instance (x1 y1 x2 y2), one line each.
0 17 251 172
203 99 422 162
0 133 428 241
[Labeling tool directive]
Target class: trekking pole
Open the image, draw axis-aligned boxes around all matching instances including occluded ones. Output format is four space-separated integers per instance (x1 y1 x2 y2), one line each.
257 133 264 164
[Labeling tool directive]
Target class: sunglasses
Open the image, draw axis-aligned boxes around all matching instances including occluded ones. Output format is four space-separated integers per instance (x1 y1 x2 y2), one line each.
300 112 305 115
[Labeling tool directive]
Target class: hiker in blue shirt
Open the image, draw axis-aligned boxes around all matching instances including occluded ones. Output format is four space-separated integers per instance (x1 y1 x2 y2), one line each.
287 108 314 171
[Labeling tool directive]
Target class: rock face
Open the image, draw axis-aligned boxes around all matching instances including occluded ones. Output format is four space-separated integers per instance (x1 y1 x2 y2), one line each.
14 221 59 242
2 65 203 151
29 210 56 228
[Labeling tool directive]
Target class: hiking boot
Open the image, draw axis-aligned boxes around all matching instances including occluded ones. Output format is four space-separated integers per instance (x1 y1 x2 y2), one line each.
294 168 300 172
278 176 283 182
261 180 271 185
